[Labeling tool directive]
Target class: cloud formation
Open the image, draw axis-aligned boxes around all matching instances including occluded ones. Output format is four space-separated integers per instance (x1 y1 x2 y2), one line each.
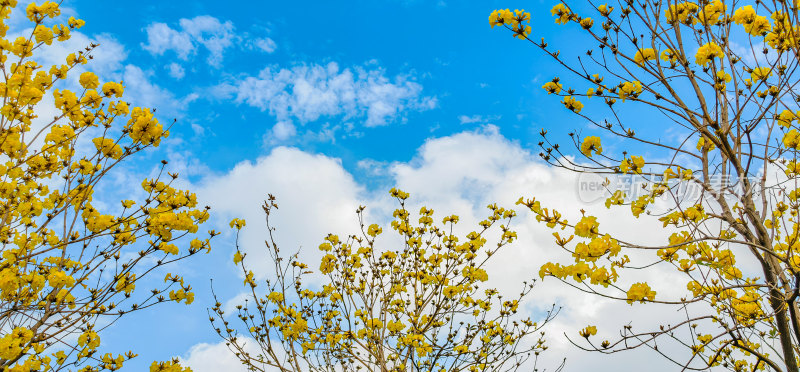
457 114 500 125
143 16 276 67
216 62 436 141
166 62 186 79
182 126 692 371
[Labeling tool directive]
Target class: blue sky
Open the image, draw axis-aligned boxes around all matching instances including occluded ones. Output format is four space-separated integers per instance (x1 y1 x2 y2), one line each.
68 0 594 178
13 0 706 370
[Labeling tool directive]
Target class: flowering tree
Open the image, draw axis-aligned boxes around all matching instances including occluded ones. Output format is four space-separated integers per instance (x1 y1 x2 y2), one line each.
212 190 560 371
0 1 215 371
490 1 800 371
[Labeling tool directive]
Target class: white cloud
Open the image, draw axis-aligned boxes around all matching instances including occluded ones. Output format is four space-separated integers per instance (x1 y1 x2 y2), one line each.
166 62 186 79
142 16 236 66
190 123 205 136
121 65 188 119
252 37 277 53
181 339 256 372
457 114 500 125
356 158 389 176
270 120 296 141
141 22 195 60
194 147 365 281
218 62 436 141
184 126 710 371
143 16 276 67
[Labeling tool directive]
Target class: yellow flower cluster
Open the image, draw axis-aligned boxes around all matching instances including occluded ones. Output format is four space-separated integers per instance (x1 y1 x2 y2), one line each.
579 325 597 338
542 80 562 94
626 282 656 304
580 136 602 157
562 96 583 113
550 3 573 25
695 0 725 25
695 42 723 66
488 9 531 39
490 1 800 368
619 155 645 174
732 5 771 36
765 10 800 51
618 80 642 101
750 67 772 81
0 1 217 371
214 191 549 371
634 48 657 65
150 359 192 372
664 2 699 24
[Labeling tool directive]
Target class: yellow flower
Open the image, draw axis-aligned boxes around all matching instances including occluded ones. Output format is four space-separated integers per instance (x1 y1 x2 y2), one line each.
580 17 594 29
605 190 625 208
102 81 124 97
320 254 337 274
551 3 572 25
92 137 123 159
79 71 99 89
714 70 731 90
26 1 60 22
777 110 798 127
696 136 716 151
267 291 284 303
579 325 597 337
750 67 772 81
626 282 656 304
513 24 532 39
68 16 86 29
367 223 382 237
513 9 530 23
78 330 100 350
150 360 191 372
634 48 657 65
620 156 645 174
488 9 515 28
229 218 246 229
660 49 678 63
694 0 725 25
115 274 135 295
695 42 723 66
33 25 54 45
783 129 800 149
664 2 699 24
389 187 410 200
542 81 562 94
598 4 614 17
580 136 602 157
574 216 599 238
618 81 642 101
732 5 771 35
562 96 583 113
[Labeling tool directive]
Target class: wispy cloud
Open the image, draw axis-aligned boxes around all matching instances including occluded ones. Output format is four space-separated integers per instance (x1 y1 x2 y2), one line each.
215 61 436 141
166 62 186 80
458 114 501 125
142 16 276 67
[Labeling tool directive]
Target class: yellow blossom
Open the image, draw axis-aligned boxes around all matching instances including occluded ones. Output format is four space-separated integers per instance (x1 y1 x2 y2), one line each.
695 42 723 66
580 136 602 157
551 3 571 24
626 282 656 304
634 48 657 65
